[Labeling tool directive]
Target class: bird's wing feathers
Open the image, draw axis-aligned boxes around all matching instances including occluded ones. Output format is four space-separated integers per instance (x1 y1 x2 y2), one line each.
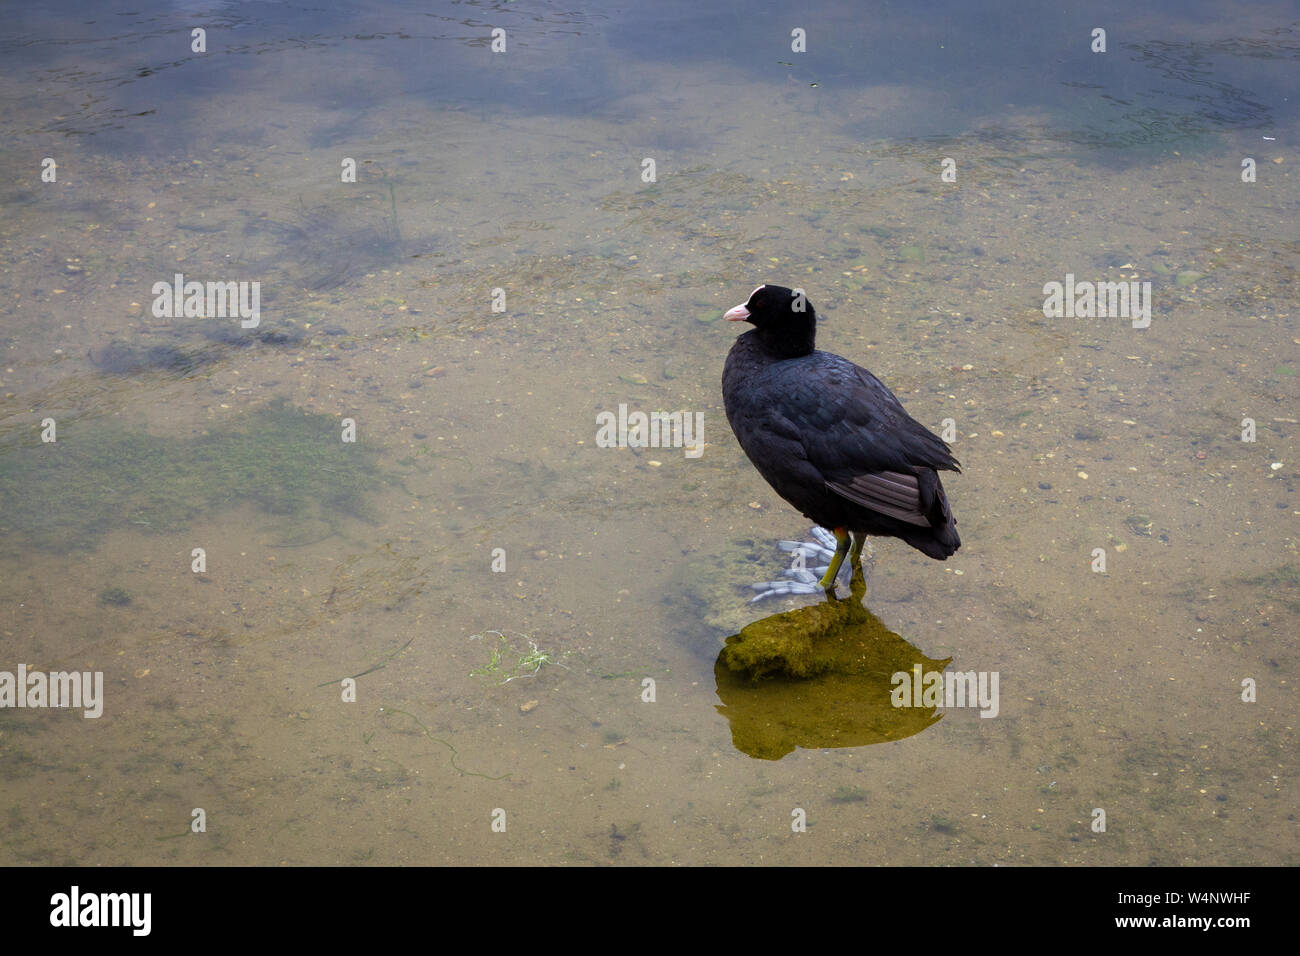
748 353 958 524
760 354 958 468
825 471 931 526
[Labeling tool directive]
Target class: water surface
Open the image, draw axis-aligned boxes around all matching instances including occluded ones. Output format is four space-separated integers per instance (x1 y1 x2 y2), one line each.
0 0 1296 865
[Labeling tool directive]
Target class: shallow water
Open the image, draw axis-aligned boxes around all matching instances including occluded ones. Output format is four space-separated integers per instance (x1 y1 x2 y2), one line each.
0 0 1295 865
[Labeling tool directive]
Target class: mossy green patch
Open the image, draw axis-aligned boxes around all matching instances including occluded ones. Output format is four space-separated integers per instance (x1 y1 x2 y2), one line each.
99 586 132 606
0 399 390 554
1240 563 1300 589
928 814 958 834
830 786 868 804
713 568 952 759
1239 563 1300 612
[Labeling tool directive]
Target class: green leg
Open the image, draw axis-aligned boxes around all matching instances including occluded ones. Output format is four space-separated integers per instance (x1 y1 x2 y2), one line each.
817 527 851 589
849 533 866 567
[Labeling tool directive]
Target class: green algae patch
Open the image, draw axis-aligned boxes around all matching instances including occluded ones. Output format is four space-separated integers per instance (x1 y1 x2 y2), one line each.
99 586 132 606
1238 563 1300 613
714 569 951 759
719 594 870 679
0 399 390 553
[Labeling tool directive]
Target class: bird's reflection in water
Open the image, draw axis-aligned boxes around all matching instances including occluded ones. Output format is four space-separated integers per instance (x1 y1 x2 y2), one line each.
714 566 950 760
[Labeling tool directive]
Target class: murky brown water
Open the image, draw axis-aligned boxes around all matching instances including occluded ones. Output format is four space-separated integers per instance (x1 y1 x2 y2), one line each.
0 3 1295 866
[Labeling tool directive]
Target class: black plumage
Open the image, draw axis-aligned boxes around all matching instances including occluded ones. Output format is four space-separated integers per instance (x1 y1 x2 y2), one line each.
722 285 960 571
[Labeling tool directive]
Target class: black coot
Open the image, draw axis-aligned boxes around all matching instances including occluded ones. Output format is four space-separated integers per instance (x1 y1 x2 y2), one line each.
722 284 960 589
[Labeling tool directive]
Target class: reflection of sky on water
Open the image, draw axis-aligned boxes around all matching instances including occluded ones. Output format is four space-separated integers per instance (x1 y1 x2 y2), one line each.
2 1 1291 156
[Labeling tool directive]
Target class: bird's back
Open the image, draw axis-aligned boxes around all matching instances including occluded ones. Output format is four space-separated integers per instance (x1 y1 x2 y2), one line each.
723 333 960 558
